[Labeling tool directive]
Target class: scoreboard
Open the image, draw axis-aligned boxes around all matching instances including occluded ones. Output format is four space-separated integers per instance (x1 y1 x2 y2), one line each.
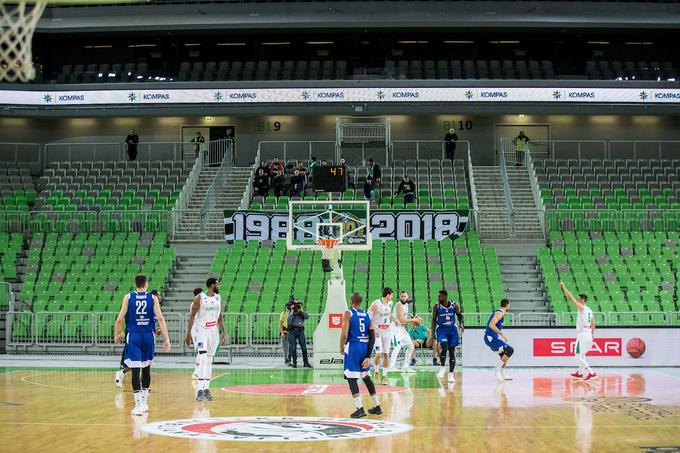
311 165 348 192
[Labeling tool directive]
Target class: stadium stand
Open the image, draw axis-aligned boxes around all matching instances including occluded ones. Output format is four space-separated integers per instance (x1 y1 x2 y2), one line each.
251 159 470 211
209 233 505 341
37 161 190 212
0 163 36 213
12 231 176 342
540 230 679 325
535 158 680 213
40 59 679 83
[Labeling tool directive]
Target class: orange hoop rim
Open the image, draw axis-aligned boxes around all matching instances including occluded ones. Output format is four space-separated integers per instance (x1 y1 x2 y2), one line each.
317 238 341 249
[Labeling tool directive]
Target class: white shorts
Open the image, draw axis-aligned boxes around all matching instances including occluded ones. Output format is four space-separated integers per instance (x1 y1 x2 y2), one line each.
393 326 412 347
374 326 393 354
195 326 219 356
576 331 593 356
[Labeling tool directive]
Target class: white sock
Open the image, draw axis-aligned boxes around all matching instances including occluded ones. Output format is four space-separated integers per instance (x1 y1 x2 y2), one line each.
141 388 149 404
353 396 363 410
440 366 446 374
204 380 210 391
371 394 379 406
133 391 142 406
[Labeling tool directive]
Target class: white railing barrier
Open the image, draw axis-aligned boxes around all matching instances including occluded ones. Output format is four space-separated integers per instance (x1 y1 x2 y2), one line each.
557 311 607 327
241 147 261 210
256 141 336 165
200 140 234 238
34 312 95 347
517 312 557 327
44 142 124 163
607 311 668 326
0 142 42 167
390 140 472 164
224 313 250 347
498 138 515 234
608 140 680 160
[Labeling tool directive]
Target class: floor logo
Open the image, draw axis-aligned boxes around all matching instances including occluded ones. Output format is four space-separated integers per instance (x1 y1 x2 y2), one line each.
142 416 412 441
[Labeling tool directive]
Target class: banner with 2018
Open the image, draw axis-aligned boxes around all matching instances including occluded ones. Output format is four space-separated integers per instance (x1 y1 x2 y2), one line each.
223 210 469 241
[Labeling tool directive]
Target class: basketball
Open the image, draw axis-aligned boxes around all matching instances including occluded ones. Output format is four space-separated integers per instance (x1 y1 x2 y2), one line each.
626 338 646 359
413 317 423 327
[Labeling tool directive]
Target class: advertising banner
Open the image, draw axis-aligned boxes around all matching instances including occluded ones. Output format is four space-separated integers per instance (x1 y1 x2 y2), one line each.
223 209 468 241
3 87 680 107
462 328 680 367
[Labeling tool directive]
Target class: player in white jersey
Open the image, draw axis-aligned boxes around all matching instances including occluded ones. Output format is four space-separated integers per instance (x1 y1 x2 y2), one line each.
560 281 597 381
190 287 203 380
186 278 225 401
389 291 421 373
368 287 394 381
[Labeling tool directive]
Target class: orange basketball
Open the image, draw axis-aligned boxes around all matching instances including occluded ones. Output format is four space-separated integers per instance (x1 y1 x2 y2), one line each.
626 338 646 359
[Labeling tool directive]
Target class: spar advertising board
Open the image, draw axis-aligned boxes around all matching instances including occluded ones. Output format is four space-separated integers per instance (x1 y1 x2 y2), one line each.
462 328 680 367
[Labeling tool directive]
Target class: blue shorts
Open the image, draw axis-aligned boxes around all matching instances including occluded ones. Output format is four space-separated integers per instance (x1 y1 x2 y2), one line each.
437 328 459 347
343 341 370 379
484 332 509 353
123 331 155 368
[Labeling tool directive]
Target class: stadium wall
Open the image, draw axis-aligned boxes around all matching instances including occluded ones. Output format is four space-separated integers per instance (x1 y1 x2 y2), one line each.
2 114 680 166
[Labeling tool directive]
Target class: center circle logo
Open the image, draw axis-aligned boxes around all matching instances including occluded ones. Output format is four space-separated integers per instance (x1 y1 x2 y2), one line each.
142 416 412 442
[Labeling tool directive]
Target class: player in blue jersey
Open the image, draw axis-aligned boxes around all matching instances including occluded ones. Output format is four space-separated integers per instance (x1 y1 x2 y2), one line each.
484 299 513 381
115 275 171 416
340 292 382 419
430 290 464 383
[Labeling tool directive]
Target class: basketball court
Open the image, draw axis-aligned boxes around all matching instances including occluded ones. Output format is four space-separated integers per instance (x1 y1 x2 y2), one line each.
1 358 679 451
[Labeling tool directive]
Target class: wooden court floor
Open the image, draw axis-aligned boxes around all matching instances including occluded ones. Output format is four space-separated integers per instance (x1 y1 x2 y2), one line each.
1 365 679 452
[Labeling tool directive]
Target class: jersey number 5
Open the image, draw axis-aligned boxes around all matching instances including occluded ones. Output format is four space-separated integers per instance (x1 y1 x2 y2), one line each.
358 317 366 333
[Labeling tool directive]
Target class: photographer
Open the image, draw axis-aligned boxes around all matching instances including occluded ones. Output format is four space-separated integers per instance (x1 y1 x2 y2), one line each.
287 298 312 368
280 301 292 366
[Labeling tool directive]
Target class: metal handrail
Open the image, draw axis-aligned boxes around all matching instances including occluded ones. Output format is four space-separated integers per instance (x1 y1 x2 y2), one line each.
44 142 123 163
44 141 201 164
200 140 234 238
390 140 472 164
525 150 546 235
498 137 514 234
241 147 261 209
608 140 680 160
466 147 479 231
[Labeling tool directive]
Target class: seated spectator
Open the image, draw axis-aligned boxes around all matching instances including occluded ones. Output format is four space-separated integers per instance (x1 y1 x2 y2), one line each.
407 320 435 367
253 168 269 197
395 175 416 204
269 156 285 175
272 170 286 197
289 169 305 197
363 176 375 202
296 161 307 177
321 160 328 166
258 160 271 181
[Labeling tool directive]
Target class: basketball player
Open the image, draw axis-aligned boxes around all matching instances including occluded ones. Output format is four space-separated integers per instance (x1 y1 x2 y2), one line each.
560 281 597 381
340 292 382 418
389 291 421 373
431 290 464 383
115 289 160 388
115 275 171 416
190 287 203 380
185 278 226 402
367 287 394 381
484 299 513 381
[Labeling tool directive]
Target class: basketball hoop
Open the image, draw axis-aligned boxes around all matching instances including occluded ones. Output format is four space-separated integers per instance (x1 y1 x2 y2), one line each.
317 238 341 273
0 1 46 82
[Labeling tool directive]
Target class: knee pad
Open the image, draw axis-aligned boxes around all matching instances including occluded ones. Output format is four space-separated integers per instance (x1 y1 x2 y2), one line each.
348 378 360 395
503 345 514 358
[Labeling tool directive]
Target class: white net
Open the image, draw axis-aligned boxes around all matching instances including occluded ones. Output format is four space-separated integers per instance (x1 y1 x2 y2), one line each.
0 1 46 82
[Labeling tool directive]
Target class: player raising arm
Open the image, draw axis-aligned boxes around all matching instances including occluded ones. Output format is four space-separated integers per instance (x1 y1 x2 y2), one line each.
340 292 382 419
367 287 394 382
560 281 597 381
484 299 513 381
115 275 170 415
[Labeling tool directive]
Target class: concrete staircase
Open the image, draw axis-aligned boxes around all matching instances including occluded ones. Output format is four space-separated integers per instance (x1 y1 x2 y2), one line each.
174 167 252 240
491 243 548 313
162 244 217 314
506 167 544 239
472 166 512 238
